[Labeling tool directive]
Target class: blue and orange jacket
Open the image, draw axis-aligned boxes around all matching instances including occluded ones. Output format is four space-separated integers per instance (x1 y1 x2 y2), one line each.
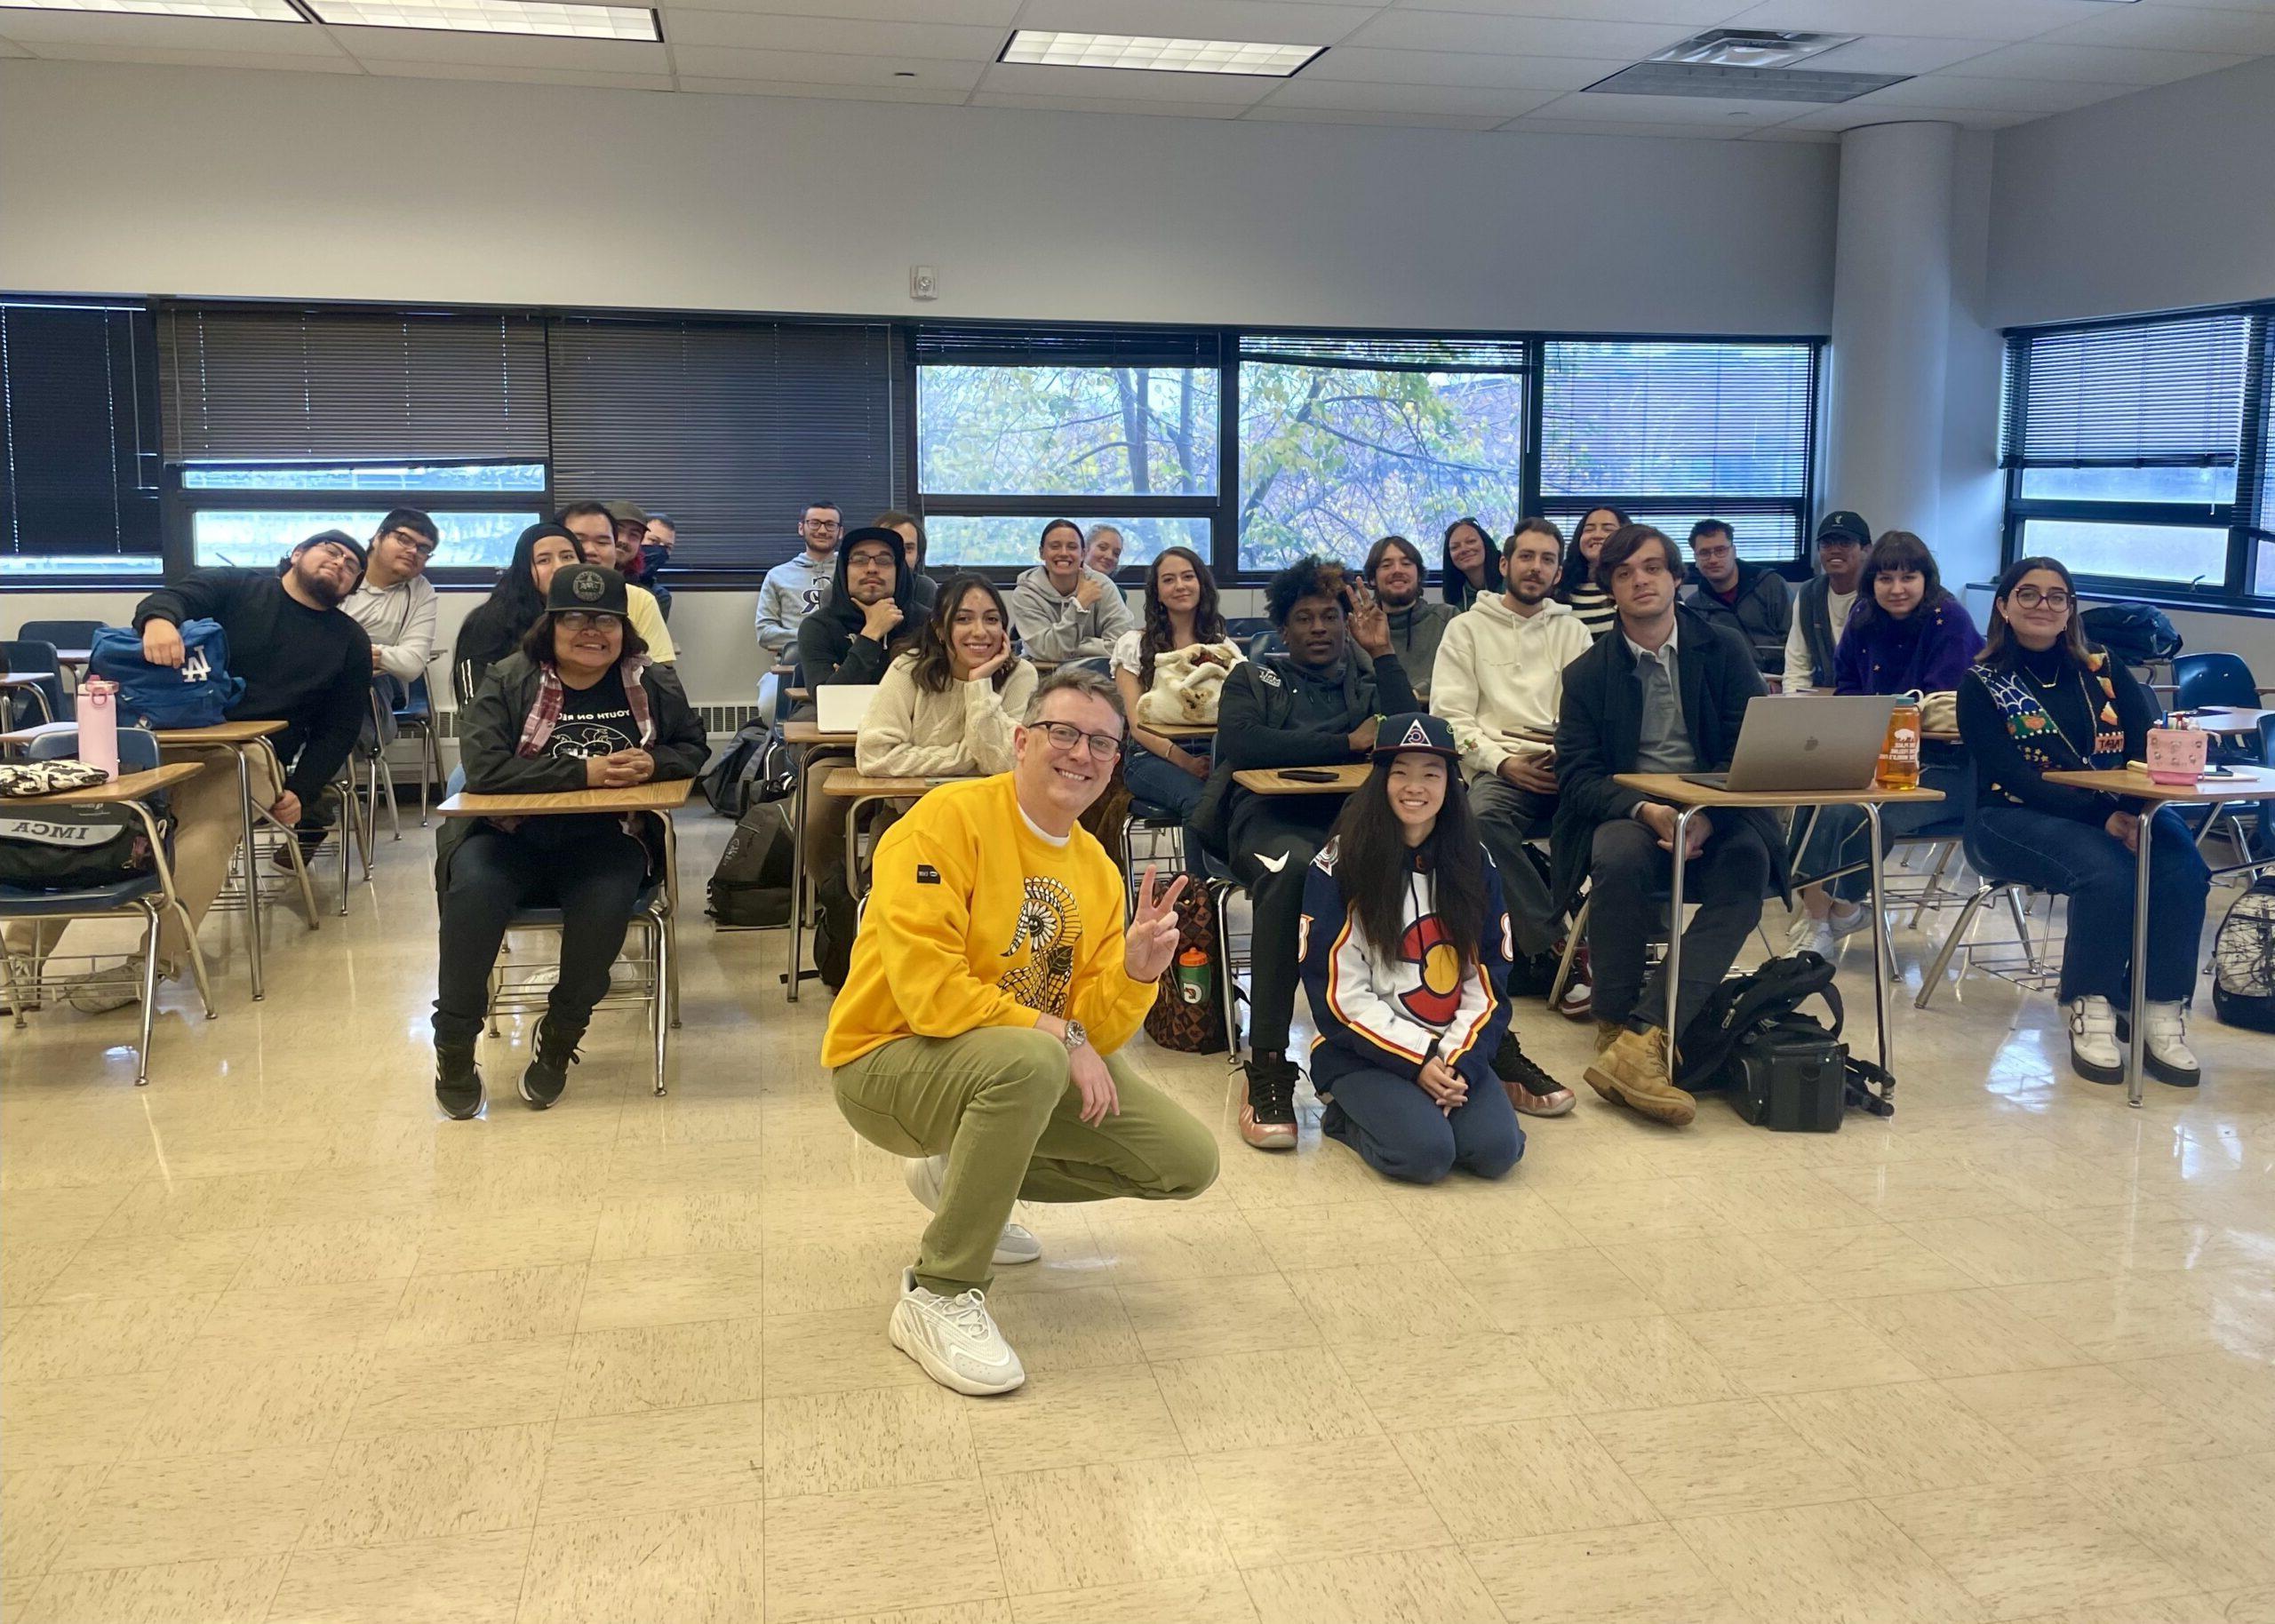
1297 842 1513 1092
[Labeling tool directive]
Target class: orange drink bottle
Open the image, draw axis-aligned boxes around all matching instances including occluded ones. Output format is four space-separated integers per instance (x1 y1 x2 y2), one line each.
1875 700 1921 791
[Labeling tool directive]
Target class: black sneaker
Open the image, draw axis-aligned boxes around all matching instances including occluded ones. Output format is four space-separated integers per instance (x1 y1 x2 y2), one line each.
1239 1054 1299 1150
519 1017 583 1110
435 1041 484 1120
1506 950 1559 998
1493 1032 1576 1118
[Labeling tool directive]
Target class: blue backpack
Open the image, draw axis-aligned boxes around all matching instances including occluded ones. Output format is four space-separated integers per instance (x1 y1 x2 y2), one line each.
89 619 246 730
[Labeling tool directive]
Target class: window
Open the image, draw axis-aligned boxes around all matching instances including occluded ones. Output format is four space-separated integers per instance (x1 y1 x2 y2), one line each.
916 325 1221 572
1 300 163 580
1539 339 1816 566
2001 306 2273 601
1237 335 1527 573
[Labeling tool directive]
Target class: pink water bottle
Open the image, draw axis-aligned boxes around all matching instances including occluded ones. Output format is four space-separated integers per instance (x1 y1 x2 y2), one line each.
78 677 120 779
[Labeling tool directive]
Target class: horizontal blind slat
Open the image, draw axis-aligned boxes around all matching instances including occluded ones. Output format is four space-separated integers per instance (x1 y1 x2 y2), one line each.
2 301 163 563
2002 313 2250 469
1540 340 1813 498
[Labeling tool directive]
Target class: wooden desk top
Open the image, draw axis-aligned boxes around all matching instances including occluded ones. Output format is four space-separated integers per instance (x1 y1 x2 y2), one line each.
1234 765 1370 796
817 767 978 799
436 779 694 818
1615 772 1947 809
152 720 288 745
2169 706 2270 736
2 761 202 807
0 673 54 689
2045 766 2275 804
1138 721 1217 741
783 721 857 747
54 650 91 667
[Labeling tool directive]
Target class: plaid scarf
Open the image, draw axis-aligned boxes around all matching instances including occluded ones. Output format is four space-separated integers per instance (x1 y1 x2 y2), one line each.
515 657 656 759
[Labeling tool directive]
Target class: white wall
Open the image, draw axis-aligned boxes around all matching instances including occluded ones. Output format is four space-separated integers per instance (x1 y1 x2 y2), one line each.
0 60 1836 334
1988 55 2275 329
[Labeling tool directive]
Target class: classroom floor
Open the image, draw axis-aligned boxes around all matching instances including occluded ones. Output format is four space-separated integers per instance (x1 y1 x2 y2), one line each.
2 810 2272 1624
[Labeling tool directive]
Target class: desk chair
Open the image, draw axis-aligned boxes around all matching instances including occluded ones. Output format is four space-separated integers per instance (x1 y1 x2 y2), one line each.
1 642 68 728
18 619 104 652
391 673 443 830
1548 879 1782 1026
2 728 218 1085
1914 826 2060 1008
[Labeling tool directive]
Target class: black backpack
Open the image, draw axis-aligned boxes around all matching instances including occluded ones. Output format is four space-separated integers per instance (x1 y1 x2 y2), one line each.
1679 952 1895 1127
706 801 795 929
2212 877 2275 1033
2079 603 2182 666
701 720 794 819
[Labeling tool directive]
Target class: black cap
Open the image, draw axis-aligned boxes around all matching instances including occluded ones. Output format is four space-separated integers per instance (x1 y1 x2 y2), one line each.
1816 511 1871 546
545 563 630 618
841 525 904 556
299 529 368 567
1372 712 1461 764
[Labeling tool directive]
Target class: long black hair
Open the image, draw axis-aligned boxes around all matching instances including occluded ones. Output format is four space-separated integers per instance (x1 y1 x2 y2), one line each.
910 574 1019 695
1328 752 1489 978
1558 506 1630 596
1847 529 1951 636
1137 545 1225 691
1441 517 1503 609
1981 554 2096 672
458 521 576 668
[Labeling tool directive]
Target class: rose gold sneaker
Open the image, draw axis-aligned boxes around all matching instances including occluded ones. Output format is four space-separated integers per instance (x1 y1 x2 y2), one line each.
1240 1055 1299 1150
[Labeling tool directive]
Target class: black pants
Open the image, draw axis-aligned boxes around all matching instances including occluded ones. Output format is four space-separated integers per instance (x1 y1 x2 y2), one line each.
1228 794 1342 1057
433 819 650 1047
1467 776 1561 961
1587 814 1770 1039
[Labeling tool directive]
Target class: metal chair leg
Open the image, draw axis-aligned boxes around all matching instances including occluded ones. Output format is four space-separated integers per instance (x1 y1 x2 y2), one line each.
418 724 436 828
2003 888 2044 978
381 752 403 840
1548 895 1592 1009
1915 883 1997 1009
133 898 163 1087
651 914 670 1095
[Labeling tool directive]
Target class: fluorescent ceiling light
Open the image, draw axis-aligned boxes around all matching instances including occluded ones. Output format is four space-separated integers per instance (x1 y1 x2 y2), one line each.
306 0 658 38
1000 29 1321 77
0 0 304 18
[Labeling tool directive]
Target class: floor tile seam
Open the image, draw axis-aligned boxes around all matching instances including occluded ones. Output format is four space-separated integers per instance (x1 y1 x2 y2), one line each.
1658 1496 1986 1624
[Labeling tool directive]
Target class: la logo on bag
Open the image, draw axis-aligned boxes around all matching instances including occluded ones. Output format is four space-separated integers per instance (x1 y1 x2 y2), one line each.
180 649 213 685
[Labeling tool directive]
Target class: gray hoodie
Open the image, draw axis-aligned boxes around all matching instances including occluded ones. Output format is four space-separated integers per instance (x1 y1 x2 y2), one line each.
1009 565 1135 662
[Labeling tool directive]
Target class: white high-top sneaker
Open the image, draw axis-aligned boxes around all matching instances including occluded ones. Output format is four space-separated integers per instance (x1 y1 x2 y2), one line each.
2142 1000 2200 1087
888 1268 1026 1396
2066 995 2123 1084
904 1155 1041 1264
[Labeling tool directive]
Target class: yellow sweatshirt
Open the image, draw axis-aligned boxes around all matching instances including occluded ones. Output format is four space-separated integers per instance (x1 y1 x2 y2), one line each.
820 774 1157 1068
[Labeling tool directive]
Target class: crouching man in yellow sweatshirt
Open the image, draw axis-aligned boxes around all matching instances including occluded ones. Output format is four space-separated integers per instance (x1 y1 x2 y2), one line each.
821 666 1220 1395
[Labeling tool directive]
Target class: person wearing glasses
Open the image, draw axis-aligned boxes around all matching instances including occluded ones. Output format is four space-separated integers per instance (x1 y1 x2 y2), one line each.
558 503 677 664
823 667 1218 1396
1960 556 2211 1088
345 507 442 731
757 501 843 664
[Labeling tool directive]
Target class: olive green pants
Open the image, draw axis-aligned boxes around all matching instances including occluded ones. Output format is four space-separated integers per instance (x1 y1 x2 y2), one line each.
833 1026 1219 1295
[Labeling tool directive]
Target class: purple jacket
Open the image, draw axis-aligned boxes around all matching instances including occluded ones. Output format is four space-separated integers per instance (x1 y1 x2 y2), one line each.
1833 597 1984 696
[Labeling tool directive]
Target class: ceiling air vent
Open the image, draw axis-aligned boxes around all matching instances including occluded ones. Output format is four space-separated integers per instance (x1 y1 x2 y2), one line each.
1585 28 1907 103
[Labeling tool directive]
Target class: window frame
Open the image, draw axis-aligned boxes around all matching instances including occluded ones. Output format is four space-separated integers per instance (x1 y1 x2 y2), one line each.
2000 302 2275 608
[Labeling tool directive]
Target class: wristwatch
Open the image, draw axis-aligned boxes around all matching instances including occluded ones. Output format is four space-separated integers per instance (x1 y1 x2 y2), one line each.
1058 1019 1088 1054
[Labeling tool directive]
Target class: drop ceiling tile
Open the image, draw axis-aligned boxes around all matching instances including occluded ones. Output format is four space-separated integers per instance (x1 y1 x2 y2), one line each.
1243 102 1503 126
659 11 1005 58
1778 99 2041 130
1415 0 1735 18
676 73 968 98
329 28 665 66
1302 47 1624 88
0 11 331 49
671 42 985 83
358 57 672 84
661 0 1018 21
2042 3 2275 52
1349 10 1695 59
1862 72 2126 110
968 89 1246 115
1260 76 1558 114
976 59 1282 100
1941 40 2250 83
22 40 361 68
1739 123 1840 141
1528 88 1804 125
1725 0 2113 42
1009 0 1373 47
1501 113 1751 137
1800 35 2008 75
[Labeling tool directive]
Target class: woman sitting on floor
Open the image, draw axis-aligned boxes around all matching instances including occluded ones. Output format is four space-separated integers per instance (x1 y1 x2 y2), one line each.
432 563 706 1119
1297 712 1541 1184
1112 545 1238 826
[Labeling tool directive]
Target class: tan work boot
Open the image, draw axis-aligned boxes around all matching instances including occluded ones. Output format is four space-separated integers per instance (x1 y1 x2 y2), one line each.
1592 1018 1624 1055
1584 1026 1696 1126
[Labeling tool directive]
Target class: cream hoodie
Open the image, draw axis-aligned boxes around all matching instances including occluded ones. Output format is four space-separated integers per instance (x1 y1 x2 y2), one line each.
1431 593 1595 780
855 650 1039 779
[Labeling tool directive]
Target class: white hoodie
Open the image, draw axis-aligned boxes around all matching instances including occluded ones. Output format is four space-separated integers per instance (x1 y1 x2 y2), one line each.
1432 593 1595 780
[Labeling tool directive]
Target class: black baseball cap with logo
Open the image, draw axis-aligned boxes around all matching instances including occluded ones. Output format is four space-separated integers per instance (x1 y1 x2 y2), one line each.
1815 511 1872 547
1372 712 1462 764
545 563 630 618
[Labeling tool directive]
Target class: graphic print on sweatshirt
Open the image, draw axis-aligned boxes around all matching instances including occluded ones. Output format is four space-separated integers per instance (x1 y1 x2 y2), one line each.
1397 913 1464 1026
548 673 640 761
997 875 1079 1015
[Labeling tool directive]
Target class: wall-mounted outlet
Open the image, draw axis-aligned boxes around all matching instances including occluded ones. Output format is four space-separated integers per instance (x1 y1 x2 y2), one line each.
911 265 938 301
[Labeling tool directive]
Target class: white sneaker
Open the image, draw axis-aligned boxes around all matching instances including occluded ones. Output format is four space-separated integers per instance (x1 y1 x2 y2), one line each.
1826 902 1871 940
903 1155 1042 1265
2142 1000 2200 1087
887 1267 1026 1396
2067 995 2122 1085
51 967 140 1015
1798 922 1840 960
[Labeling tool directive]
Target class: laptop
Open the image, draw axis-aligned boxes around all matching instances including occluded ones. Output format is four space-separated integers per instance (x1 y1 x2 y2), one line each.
1682 694 1899 793
816 684 880 734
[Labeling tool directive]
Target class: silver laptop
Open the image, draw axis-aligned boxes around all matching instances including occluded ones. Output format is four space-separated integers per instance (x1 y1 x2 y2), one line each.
1683 695 1899 793
816 684 880 733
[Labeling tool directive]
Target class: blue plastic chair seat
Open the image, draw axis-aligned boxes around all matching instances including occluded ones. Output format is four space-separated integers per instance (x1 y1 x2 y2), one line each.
0 872 165 915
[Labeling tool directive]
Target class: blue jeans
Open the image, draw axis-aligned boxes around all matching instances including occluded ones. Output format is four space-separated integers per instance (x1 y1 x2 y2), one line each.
1970 804 2210 1005
1314 1052 1522 1185
1123 744 1207 821
1796 760 1970 904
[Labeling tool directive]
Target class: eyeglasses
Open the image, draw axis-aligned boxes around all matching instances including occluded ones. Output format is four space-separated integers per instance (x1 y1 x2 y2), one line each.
802 519 842 533
1032 720 1123 761
385 529 438 558
557 611 619 631
2008 586 2072 609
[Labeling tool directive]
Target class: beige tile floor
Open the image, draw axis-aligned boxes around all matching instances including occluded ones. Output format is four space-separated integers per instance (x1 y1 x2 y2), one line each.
3 816 2273 1624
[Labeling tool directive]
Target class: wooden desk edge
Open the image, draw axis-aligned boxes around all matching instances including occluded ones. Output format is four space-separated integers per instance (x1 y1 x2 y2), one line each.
4 761 204 806
2043 767 2275 801
1614 772 1947 808
436 783 695 817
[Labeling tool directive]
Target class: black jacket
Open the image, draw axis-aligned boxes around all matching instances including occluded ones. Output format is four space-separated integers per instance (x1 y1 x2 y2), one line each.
1192 649 1419 851
797 537 924 693
1682 561 1792 674
133 569 371 801
1550 604 1788 912
435 653 708 887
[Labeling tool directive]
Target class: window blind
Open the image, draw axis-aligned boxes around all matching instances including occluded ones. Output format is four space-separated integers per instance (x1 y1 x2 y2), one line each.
548 315 902 574
1238 333 1530 372
2001 312 2251 470
1540 339 1813 498
157 304 549 464
1 301 162 569
915 322 1218 370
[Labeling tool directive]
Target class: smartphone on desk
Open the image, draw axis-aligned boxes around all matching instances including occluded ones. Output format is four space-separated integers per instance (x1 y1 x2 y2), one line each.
1281 768 1340 783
